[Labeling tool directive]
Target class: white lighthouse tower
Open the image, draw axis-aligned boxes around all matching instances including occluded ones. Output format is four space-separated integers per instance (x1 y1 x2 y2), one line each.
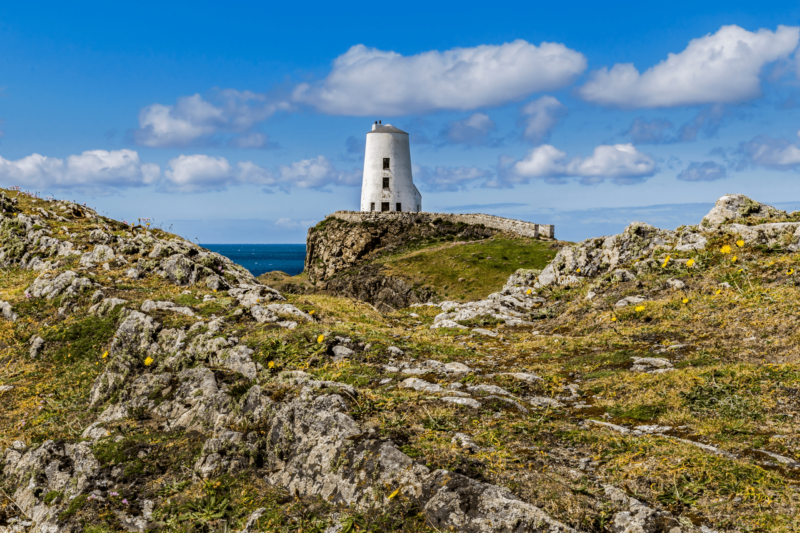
360 121 422 212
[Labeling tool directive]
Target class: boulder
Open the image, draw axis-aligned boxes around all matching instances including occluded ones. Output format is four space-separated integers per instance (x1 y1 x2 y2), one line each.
702 194 784 226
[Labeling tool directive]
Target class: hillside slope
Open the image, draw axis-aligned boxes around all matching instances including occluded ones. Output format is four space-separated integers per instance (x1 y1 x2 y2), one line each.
1 191 800 533
292 215 559 310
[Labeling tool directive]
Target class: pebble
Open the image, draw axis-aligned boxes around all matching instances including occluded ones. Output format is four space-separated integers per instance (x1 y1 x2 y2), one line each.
471 328 497 337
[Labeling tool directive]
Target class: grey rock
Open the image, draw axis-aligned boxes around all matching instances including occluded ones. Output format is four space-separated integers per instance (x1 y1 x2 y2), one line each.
497 372 541 383
666 278 686 290
526 396 563 408
29 336 44 358
471 328 497 337
702 194 784 226
400 378 442 393
79 243 116 266
614 295 647 308
332 345 355 360
387 346 404 356
0 301 18 322
538 221 676 288
89 298 128 317
467 384 513 397
440 397 481 409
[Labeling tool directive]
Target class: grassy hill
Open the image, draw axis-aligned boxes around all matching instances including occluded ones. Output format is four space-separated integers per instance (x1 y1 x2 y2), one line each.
1 189 799 532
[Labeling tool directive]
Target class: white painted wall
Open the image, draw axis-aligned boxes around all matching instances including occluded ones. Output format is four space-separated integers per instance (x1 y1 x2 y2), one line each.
360 123 422 212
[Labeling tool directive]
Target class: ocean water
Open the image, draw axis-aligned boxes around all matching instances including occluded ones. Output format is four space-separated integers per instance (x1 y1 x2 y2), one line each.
203 244 306 277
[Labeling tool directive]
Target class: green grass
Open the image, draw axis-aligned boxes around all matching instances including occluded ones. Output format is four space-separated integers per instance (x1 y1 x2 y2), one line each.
379 236 558 301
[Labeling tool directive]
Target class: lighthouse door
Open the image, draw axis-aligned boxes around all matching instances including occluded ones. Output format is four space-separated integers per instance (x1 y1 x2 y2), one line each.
381 202 390 212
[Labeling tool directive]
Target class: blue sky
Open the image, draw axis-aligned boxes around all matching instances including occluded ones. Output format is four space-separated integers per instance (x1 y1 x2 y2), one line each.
2 1 800 242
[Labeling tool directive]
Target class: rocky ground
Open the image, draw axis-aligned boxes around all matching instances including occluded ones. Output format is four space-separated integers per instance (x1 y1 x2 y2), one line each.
1 190 799 532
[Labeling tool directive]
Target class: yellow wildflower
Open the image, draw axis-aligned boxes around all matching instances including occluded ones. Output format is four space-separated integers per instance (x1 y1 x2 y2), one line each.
144 356 154 366
611 316 617 322
576 268 581 273
635 306 645 312
736 239 744 248
102 351 108 359
682 298 689 304
309 310 315 315
788 269 795 275
686 258 695 267
720 245 732 254
716 288 722 295
213 289 217 293
525 288 532 295
268 361 275 369
317 334 324 343
731 255 737 262
662 255 670 268
388 488 400 499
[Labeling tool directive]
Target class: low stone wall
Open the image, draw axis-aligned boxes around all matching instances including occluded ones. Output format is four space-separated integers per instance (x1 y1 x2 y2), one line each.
326 211 555 239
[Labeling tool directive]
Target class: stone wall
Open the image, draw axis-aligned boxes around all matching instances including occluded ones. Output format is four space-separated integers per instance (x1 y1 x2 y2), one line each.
327 211 555 239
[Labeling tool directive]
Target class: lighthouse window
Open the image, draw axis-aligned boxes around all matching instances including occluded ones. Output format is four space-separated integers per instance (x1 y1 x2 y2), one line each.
383 158 390 169
370 202 375 211
396 203 402 212
382 177 390 189
381 202 390 212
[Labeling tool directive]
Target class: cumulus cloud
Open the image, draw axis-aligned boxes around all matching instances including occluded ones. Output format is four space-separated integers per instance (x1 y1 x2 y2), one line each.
579 25 799 108
677 161 727 181
278 156 360 189
0 149 159 193
737 134 800 170
292 40 587 115
492 143 657 187
161 154 359 193
133 90 289 148
161 155 282 193
441 113 497 146
415 165 492 192
520 96 568 143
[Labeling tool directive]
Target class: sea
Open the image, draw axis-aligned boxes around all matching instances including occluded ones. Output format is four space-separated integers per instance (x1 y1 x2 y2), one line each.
203 244 306 277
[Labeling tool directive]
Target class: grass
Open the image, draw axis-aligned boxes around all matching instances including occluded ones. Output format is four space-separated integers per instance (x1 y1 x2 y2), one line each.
377 236 558 301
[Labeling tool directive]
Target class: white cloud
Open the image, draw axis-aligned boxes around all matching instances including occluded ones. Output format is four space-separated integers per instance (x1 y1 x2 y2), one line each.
579 25 799 108
677 161 727 181
275 217 319 228
738 134 800 169
292 40 586 115
278 156 360 189
520 96 568 143
415 165 492 192
495 143 656 187
162 155 282 193
442 113 496 146
0 149 159 193
133 91 288 148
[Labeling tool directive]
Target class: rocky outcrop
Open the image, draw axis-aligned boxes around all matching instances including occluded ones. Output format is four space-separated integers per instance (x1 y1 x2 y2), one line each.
305 215 499 283
320 264 437 312
701 194 785 226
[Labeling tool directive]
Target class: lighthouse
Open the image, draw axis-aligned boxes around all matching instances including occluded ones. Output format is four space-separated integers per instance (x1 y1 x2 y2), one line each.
360 121 422 213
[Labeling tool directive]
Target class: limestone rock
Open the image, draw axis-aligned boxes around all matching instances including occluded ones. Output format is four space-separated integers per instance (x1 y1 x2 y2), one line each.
29 336 44 358
0 300 18 322
89 298 127 317
614 295 647 308
400 377 443 393
27 270 95 300
538 222 676 288
702 194 784 226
